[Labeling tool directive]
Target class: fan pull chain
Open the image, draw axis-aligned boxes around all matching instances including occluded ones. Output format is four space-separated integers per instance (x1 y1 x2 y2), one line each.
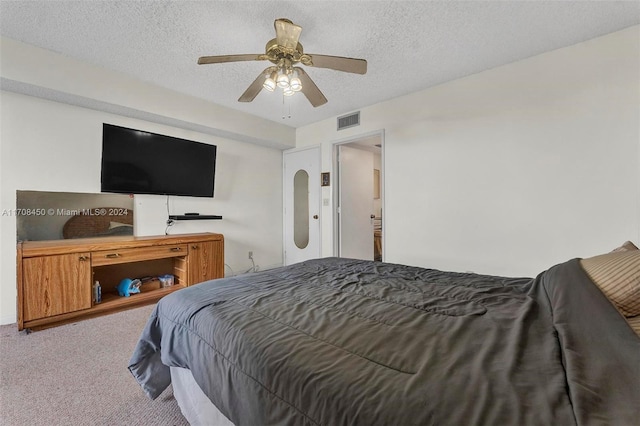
281 94 292 119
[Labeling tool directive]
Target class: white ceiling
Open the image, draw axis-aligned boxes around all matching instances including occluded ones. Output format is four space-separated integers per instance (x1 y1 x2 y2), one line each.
1 1 638 128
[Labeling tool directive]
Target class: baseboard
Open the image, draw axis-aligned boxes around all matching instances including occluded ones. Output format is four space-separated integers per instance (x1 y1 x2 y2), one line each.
0 314 17 326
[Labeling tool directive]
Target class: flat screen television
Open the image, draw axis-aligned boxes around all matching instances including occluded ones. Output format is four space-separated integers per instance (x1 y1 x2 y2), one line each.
101 124 217 197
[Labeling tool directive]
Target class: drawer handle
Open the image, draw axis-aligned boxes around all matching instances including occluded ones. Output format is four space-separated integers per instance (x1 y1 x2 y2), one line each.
191 245 198 250
105 253 121 258
79 255 88 261
170 247 182 252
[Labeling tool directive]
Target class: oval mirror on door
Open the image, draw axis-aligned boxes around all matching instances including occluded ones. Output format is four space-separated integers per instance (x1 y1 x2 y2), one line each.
293 169 309 249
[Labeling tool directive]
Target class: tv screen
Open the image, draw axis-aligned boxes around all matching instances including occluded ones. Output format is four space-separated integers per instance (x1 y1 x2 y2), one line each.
101 124 217 197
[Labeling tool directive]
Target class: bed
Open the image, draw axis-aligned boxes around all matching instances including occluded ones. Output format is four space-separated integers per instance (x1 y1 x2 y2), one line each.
129 248 640 425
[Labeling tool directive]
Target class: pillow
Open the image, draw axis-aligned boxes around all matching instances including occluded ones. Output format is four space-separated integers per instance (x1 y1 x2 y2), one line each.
109 221 133 230
611 240 639 253
580 250 640 317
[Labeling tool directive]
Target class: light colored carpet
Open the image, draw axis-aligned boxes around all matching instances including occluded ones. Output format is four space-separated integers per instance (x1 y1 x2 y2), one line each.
0 305 189 426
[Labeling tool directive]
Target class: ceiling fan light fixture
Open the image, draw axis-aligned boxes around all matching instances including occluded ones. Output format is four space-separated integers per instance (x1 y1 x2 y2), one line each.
289 76 302 92
276 72 290 89
263 73 277 92
283 87 295 96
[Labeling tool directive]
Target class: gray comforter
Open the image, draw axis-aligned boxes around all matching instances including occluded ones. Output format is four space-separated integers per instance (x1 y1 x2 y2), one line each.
129 257 640 425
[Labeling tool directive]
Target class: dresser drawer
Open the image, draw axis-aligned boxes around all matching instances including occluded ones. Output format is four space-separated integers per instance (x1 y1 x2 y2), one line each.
91 244 188 266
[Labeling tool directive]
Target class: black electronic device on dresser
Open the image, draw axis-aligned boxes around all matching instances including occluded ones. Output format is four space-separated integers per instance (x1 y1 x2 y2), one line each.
100 123 217 198
169 214 223 221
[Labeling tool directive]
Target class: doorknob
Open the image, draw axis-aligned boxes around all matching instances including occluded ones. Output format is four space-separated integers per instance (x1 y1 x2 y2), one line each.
313 215 319 219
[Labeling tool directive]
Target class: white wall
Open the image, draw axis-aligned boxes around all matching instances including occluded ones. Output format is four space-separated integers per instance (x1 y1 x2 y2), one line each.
0 36 295 325
0 91 284 324
297 26 640 278
2 26 638 324
373 151 382 217
0 37 295 150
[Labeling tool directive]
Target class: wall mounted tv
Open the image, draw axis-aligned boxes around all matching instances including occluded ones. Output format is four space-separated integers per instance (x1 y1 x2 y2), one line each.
101 124 217 197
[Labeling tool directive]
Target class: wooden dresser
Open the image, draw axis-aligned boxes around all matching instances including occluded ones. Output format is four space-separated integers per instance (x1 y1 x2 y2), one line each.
17 232 224 331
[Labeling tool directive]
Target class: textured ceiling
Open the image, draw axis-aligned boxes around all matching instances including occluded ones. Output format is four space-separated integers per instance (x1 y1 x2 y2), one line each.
1 1 639 128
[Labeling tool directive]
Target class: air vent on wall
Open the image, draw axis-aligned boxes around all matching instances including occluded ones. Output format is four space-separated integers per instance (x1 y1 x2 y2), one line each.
337 111 360 130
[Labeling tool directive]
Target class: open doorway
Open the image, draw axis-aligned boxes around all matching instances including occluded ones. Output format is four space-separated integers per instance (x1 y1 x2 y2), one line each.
333 131 384 261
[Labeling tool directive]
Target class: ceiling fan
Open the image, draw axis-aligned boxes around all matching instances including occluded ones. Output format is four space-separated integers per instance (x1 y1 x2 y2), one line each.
197 18 367 107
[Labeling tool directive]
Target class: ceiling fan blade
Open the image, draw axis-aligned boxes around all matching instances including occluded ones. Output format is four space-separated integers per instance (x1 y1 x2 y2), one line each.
274 18 302 50
305 54 367 74
198 54 264 65
295 67 328 107
238 68 271 102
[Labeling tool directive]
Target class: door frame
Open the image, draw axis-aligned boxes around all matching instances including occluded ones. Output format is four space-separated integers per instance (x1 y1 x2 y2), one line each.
283 145 322 265
332 129 385 259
